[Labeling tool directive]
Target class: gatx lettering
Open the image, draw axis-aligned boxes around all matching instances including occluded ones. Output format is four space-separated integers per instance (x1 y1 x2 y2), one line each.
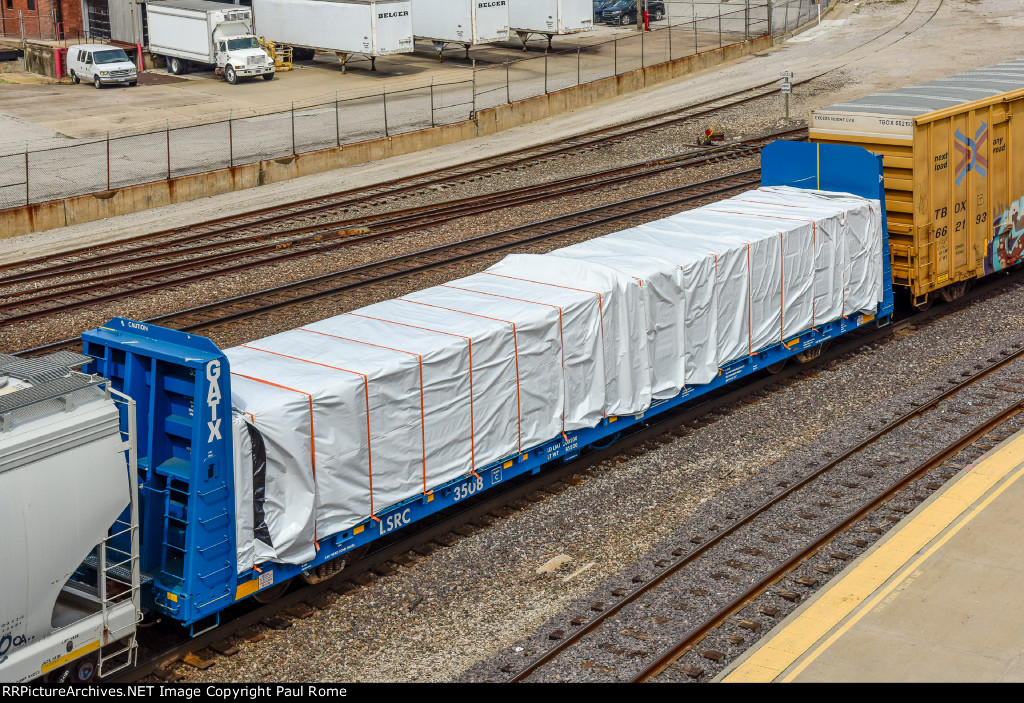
206 360 223 443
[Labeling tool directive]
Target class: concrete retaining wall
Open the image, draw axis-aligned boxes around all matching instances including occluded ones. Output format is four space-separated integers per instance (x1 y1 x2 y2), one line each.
0 34 773 239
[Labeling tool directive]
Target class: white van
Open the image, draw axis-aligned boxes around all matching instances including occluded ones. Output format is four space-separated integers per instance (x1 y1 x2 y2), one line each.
67 44 138 88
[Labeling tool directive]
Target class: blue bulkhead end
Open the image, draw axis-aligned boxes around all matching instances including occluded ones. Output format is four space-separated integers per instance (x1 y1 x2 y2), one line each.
761 140 895 319
81 318 237 627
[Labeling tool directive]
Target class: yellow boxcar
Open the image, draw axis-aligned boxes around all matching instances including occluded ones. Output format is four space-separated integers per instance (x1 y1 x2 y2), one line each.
809 60 1024 305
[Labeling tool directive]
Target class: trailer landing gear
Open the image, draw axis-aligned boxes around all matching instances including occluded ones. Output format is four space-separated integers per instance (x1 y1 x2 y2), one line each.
515 31 554 51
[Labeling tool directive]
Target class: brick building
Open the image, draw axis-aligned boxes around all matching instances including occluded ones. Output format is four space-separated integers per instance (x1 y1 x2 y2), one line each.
0 0 84 40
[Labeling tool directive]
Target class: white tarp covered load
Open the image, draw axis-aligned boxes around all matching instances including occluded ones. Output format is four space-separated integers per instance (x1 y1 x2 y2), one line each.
229 186 883 572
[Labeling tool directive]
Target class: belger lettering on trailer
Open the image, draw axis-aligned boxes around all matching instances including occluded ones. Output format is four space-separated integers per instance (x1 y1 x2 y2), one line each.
207 360 223 443
378 11 410 17
479 1 507 7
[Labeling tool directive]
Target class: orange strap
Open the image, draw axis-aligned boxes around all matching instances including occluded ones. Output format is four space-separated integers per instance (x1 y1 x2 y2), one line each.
231 369 321 547
442 283 568 436
746 244 753 356
778 232 786 341
347 312 477 472
720 199 846 328
484 272 606 359
297 327 429 497
397 298 523 456
238 345 376 523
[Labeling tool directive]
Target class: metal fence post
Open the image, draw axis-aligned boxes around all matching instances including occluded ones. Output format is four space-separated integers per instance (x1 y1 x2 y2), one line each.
744 0 750 40
641 22 644 68
24 150 28 205
544 50 548 93
106 132 110 190
166 121 170 180
577 45 580 86
768 0 774 37
382 86 389 136
667 5 672 60
784 0 790 35
505 58 510 104
291 102 296 155
719 4 723 48
471 59 476 116
335 92 341 147
693 5 698 55
614 37 617 76
430 78 436 127
228 110 233 168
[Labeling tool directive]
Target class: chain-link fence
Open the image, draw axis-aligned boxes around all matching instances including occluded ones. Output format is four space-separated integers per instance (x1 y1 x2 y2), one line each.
0 0 834 210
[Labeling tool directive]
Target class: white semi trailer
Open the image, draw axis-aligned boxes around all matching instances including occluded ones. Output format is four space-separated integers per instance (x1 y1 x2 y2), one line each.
252 0 414 73
510 0 593 49
412 0 510 61
147 0 275 84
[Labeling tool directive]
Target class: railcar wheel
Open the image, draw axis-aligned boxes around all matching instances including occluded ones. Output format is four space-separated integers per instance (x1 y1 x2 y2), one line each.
766 360 787 374
253 581 289 603
795 344 826 364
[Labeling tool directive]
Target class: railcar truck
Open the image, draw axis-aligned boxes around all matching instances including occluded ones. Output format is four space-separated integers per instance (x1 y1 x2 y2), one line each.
146 0 275 84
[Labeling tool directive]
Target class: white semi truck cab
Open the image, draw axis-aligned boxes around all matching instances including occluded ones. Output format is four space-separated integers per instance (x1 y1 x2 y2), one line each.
147 0 275 84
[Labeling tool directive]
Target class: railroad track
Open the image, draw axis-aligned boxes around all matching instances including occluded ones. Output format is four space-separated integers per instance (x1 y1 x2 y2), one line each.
14 169 764 356
500 303 1024 683
0 129 804 325
1 81 796 284
116 265 1024 684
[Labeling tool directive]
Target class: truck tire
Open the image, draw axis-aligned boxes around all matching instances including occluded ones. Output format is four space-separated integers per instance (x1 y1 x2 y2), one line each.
93 75 103 89
169 57 184 75
70 71 79 84
225 65 238 84
262 72 274 81
652 8 665 20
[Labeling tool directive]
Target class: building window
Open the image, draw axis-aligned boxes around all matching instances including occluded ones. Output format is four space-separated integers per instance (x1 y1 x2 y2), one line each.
26 0 35 10
4 0 12 10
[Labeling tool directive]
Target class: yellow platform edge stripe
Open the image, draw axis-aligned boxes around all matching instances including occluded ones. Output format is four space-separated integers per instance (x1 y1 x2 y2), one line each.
723 430 1024 683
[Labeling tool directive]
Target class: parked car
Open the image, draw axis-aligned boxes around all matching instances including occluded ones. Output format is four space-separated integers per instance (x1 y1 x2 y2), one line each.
67 44 137 88
593 0 613 20
600 0 665 25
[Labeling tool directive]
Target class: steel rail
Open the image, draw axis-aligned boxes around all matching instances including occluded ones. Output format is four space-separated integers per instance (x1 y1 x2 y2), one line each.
0 79 793 278
10 171 761 352
507 275 1024 682
0 132 802 303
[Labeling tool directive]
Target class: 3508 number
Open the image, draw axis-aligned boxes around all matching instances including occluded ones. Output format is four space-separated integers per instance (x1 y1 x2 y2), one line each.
453 476 484 502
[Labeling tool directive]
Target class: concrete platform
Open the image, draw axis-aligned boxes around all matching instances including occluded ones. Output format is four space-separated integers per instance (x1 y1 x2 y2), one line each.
718 428 1024 683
